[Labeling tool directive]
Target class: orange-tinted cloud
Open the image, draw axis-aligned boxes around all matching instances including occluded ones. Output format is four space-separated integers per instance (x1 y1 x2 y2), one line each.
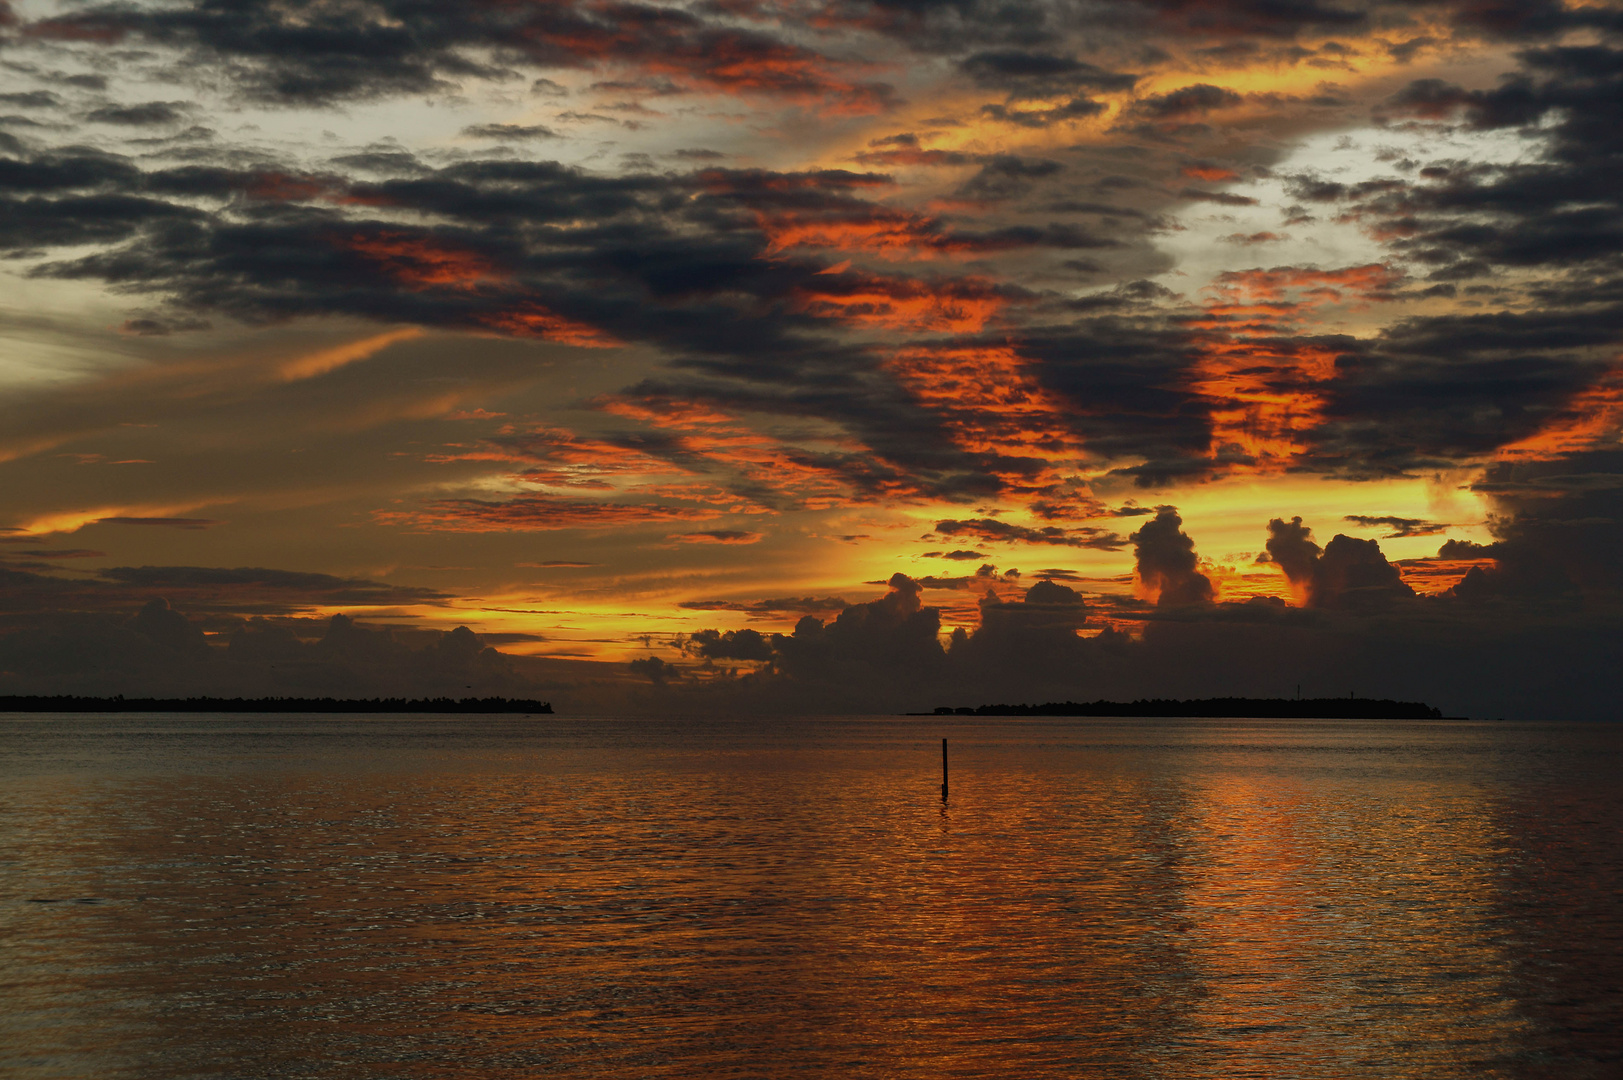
852 148 977 167
1396 557 1498 596
344 231 500 290
886 345 1088 472
475 303 618 347
791 270 1014 332
1183 164 1241 182
671 529 764 544
699 169 1050 260
278 327 424 382
337 233 616 346
1186 263 1403 469
378 494 722 532
1495 366 1623 462
933 517 1122 549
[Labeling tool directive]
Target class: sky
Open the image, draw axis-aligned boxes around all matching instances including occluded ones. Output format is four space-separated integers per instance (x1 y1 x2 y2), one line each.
1 0 1620 717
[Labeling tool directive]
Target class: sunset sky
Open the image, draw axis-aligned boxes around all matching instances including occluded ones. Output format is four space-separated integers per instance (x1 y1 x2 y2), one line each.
2 0 1620 716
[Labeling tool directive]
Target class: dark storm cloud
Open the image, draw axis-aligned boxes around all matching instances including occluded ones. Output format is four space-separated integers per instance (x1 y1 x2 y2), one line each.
1013 320 1216 481
943 578 1091 675
684 627 774 661
768 573 948 687
810 0 1389 54
672 529 763 543
98 565 447 603
329 150 429 175
1130 84 1243 119
974 578 1086 636
1266 517 1414 608
22 0 897 110
0 560 451 639
1177 187 1259 206
1356 45 1623 284
1122 37 1623 478
1343 515 1449 537
85 101 190 126
960 48 1133 129
0 132 1142 513
24 0 1555 120
1130 506 1213 606
3 7 1620 510
0 90 62 108
958 50 1138 93
654 499 1621 718
0 602 531 699
933 518 1124 549
1302 314 1623 475
678 596 850 617
461 123 558 141
1452 450 1623 599
980 97 1107 128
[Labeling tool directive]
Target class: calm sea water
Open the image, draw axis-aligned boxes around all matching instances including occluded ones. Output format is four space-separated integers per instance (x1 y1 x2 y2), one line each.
2 714 1620 1079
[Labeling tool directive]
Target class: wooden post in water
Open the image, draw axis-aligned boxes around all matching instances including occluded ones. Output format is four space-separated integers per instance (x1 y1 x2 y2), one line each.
941 737 949 801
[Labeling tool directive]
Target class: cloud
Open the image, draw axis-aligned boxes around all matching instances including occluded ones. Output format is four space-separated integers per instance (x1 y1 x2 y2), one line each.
1178 187 1259 206
1343 515 1450 538
461 123 557 140
85 101 190 125
980 97 1108 128
959 51 1137 93
1130 506 1213 605
679 596 849 618
1437 538 1495 559
671 529 763 544
934 518 1124 549
25 1 898 112
0 90 62 108
381 494 721 532
628 654 679 683
0 592 533 698
1266 517 1414 608
684 627 773 662
1130 84 1243 119
769 573 946 690
277 327 423 381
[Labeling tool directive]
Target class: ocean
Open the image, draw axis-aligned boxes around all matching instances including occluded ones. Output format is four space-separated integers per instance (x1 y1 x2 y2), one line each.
2 714 1620 1078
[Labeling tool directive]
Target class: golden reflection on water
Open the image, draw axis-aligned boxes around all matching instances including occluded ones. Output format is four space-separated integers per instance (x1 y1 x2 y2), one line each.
1 717 1620 1078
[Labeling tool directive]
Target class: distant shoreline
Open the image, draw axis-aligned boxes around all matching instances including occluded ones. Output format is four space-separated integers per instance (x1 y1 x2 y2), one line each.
0 695 553 714
920 697 1447 719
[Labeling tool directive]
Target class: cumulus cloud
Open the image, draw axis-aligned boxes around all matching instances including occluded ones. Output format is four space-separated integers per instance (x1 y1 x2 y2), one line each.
0 599 527 699
1131 507 1213 606
684 627 773 662
1266 517 1414 608
770 573 947 691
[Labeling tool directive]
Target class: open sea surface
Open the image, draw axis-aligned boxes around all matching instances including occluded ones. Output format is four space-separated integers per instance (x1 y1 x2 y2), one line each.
2 714 1620 1078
